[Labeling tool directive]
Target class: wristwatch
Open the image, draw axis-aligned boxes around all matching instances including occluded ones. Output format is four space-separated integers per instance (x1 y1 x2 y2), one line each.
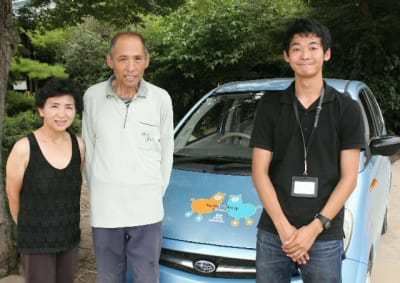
315 213 331 230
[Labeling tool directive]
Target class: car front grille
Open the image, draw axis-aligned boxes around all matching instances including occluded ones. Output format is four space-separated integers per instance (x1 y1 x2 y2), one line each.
160 248 256 279
160 248 301 279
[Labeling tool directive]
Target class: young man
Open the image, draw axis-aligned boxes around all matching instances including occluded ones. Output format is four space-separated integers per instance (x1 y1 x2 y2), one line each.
250 19 364 282
6 78 84 283
82 32 174 283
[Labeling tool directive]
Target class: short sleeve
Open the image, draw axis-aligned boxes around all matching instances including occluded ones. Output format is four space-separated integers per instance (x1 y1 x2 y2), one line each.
250 95 277 151
339 98 365 150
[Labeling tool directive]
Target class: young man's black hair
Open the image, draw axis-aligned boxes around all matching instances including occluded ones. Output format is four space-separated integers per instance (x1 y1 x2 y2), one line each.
283 18 332 53
36 78 82 113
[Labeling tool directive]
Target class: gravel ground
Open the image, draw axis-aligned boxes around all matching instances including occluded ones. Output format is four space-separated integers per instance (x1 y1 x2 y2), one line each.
76 185 96 283
372 159 400 282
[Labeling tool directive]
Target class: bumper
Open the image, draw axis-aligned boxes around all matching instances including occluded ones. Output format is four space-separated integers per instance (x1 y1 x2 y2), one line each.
160 264 302 283
158 258 367 283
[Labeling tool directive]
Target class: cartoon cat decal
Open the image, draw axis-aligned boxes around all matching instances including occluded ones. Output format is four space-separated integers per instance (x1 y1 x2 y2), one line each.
185 192 225 222
226 194 261 227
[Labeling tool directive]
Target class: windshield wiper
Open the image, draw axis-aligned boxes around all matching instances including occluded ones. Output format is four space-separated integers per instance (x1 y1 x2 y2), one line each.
173 154 251 165
174 154 220 164
213 162 252 171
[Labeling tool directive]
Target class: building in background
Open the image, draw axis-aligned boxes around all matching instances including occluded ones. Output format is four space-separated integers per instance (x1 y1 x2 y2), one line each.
12 0 30 11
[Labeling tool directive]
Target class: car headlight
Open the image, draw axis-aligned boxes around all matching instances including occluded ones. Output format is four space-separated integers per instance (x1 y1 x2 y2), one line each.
343 208 354 253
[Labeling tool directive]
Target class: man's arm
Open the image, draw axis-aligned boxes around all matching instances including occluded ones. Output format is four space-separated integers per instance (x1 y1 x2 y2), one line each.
160 94 174 194
320 148 360 219
5 138 30 224
252 148 297 243
283 149 360 259
81 94 95 185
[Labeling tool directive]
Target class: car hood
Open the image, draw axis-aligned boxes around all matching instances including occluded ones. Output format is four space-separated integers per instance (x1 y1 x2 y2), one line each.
163 169 262 249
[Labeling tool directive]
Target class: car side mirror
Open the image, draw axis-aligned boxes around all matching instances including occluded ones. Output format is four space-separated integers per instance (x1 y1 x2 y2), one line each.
370 135 400 156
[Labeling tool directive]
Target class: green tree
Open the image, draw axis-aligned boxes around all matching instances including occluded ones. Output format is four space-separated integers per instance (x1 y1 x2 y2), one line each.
11 57 67 80
5 91 35 116
144 0 308 119
2 111 41 163
11 57 68 92
62 17 116 91
309 0 400 133
28 28 71 63
18 0 185 29
0 0 18 276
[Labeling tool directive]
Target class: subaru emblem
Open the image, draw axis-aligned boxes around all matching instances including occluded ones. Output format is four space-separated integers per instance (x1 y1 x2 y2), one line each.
193 260 216 274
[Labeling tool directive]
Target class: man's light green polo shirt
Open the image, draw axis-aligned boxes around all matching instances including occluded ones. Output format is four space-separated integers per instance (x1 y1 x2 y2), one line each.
82 77 174 228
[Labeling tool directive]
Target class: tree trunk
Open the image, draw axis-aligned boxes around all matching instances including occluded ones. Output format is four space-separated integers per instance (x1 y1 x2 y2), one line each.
359 0 370 17
0 0 18 276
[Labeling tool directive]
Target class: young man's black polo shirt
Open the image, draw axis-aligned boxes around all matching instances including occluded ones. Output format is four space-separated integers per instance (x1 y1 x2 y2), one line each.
250 81 364 240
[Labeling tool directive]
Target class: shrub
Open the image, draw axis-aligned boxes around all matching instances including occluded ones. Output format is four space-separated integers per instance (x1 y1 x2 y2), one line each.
2 111 41 162
6 91 35 116
62 17 115 91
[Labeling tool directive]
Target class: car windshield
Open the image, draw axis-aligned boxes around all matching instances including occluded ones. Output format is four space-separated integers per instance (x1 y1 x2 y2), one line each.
174 92 264 163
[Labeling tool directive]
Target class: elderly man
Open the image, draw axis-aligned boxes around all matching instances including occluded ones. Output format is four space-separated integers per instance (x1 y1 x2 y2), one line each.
82 32 174 283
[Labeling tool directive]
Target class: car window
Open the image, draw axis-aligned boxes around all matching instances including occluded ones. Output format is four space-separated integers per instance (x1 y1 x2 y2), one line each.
189 101 225 144
174 93 261 160
359 89 379 139
365 89 385 136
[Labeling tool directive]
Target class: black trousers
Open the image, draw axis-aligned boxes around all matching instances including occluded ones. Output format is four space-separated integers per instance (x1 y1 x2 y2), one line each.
22 246 78 283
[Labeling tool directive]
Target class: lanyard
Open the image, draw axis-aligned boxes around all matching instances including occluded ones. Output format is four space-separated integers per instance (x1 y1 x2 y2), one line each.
292 88 325 176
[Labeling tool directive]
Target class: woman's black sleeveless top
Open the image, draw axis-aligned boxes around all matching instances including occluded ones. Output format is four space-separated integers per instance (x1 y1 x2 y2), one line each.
17 132 82 253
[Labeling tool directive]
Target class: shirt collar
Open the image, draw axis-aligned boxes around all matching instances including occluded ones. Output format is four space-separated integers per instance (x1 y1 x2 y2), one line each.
106 75 148 99
280 80 336 105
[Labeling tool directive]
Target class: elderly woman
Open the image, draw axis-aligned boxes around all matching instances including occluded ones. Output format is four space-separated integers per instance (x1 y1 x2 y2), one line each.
6 78 84 283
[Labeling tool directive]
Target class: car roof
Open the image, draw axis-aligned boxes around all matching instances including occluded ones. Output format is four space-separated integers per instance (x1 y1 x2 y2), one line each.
213 78 366 100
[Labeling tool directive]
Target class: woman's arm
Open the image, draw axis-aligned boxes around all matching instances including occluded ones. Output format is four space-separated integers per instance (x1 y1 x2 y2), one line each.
5 138 30 224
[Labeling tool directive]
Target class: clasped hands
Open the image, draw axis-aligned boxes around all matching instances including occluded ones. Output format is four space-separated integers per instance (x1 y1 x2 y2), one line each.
279 220 323 265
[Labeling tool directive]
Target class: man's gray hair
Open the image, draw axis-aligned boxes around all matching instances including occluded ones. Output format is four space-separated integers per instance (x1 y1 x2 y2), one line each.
109 31 149 56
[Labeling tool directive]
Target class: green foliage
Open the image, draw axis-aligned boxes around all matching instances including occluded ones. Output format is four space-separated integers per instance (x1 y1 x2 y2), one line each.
11 57 68 80
6 91 35 116
69 116 82 136
19 0 185 28
29 28 69 49
28 28 71 63
2 111 41 161
13 0 400 133
367 56 400 134
62 17 115 91
144 0 308 119
310 0 400 133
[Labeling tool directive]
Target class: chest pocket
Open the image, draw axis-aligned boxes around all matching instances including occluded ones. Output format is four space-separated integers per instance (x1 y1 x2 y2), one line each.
137 120 161 152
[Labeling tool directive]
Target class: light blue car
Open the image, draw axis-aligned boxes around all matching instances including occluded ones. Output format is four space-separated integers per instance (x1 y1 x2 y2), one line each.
157 78 400 283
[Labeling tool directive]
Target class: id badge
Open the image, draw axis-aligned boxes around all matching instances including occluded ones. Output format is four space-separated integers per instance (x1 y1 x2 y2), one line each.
291 176 318 198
